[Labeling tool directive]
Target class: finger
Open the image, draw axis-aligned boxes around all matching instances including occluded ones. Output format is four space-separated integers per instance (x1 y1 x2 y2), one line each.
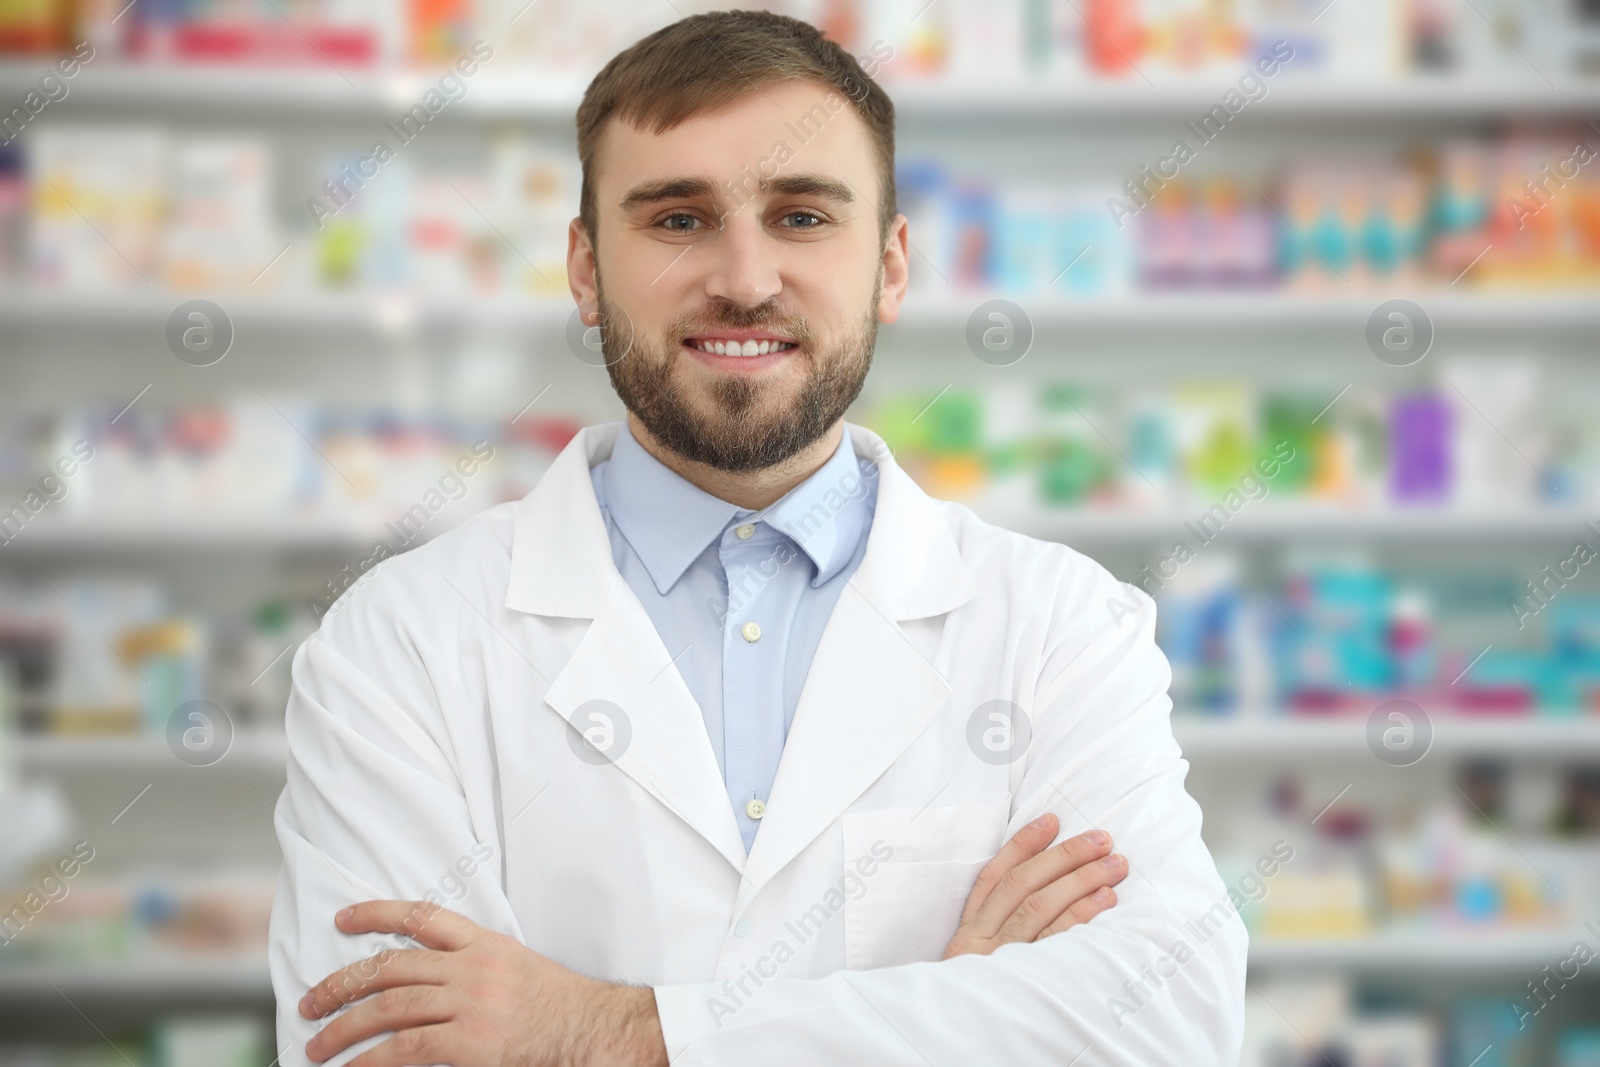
347 1023 459 1067
992 852 1127 945
305 985 457 1063
301 948 452 1019
335 900 482 952
1038 885 1117 939
971 828 1115 939
958 813 1059 927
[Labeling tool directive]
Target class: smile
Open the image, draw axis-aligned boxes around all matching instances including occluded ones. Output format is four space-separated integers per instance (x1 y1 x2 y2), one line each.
686 339 798 357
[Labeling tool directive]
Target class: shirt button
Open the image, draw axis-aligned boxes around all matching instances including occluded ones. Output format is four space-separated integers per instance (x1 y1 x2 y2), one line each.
745 797 766 820
734 918 750 938
735 523 755 539
741 621 761 642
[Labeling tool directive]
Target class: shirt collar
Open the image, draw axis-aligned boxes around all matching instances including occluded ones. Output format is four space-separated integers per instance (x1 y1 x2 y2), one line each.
601 420 875 596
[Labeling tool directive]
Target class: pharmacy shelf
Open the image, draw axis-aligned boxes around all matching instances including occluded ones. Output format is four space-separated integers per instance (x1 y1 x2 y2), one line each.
0 516 387 552
0 954 271 998
895 291 1600 330
12 730 289 772
1 504 1596 557
1 506 1595 556
1175 715 1600 757
2 290 1597 334
0 64 586 117
891 77 1600 120
22 717 1597 775
1249 929 1591 970
5 63 1600 118
0 935 1572 997
0 290 572 332
17 714 1597 771
1 933 1569 996
992 504 1600 542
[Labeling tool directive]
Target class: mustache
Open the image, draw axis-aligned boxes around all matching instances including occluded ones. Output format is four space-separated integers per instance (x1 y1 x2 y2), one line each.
670 306 813 343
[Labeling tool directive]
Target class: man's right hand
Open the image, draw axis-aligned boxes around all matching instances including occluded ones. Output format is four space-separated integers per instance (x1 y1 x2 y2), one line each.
943 812 1126 959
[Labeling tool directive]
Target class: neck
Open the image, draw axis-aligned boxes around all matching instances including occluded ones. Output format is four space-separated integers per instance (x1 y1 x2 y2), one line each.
625 412 844 511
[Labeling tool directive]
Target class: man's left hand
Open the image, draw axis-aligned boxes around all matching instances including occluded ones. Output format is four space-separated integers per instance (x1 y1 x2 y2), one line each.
299 901 668 1067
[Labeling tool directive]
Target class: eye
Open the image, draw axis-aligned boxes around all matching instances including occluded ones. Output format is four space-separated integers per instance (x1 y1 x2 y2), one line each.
657 212 707 233
779 211 826 229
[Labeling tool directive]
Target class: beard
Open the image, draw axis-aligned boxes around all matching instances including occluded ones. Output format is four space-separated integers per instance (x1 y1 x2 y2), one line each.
597 273 879 473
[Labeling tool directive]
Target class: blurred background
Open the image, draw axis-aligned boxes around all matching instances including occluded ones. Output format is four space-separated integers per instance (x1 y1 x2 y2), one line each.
2 0 1600 1063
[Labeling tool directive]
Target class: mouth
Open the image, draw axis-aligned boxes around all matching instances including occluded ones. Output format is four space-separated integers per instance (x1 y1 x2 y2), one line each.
681 332 800 371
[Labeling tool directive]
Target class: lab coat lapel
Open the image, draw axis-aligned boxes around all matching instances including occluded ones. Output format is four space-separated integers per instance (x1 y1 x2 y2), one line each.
737 424 978 901
504 422 979 892
505 424 747 872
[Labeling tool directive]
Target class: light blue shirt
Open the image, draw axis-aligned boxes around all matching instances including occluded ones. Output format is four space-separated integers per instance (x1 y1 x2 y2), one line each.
590 420 878 852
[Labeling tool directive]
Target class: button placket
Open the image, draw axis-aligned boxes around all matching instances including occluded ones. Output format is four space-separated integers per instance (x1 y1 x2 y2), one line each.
720 519 785 853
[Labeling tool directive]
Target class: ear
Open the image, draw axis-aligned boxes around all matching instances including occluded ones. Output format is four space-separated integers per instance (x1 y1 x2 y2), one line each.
876 213 910 325
567 216 600 326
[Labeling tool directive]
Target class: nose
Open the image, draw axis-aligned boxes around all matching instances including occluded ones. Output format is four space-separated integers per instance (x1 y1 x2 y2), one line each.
698 206 783 310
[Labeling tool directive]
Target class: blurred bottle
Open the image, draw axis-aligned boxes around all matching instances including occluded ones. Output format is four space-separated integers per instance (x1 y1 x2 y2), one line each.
1084 0 1143 75
1389 393 1451 505
119 618 205 735
247 601 293 729
1389 587 1436 691
0 145 24 286
0 0 73 52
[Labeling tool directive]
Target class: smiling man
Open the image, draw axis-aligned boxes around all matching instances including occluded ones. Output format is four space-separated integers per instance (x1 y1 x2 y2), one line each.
269 10 1245 1067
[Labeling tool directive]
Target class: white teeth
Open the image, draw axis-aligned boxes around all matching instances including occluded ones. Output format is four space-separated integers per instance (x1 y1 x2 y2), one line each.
689 339 794 356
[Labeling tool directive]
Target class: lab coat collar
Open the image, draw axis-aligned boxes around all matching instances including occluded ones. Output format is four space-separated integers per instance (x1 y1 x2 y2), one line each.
506 420 977 883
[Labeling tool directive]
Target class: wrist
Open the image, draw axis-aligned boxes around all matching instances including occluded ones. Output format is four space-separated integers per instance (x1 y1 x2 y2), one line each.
569 982 669 1067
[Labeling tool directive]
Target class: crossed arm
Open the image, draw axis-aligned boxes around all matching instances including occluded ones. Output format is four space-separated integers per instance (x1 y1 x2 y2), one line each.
293 816 1128 1066
272 577 1244 1066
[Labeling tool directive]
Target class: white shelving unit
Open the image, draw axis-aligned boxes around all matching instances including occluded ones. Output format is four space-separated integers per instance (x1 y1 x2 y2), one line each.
4 289 1596 331
0 956 271 998
17 714 1596 775
6 63 1600 117
1174 715 1600 757
5 503 1598 555
5 32 1600 1064
12 731 289 771
1245 930 1594 970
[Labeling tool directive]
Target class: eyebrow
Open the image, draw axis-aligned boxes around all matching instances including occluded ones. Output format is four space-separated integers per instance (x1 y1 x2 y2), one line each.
619 173 857 212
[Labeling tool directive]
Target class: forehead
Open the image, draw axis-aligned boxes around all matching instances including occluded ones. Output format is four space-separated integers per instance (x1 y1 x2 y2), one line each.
594 78 878 212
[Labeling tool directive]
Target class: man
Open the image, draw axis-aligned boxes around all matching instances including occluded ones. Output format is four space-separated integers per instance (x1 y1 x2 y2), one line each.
270 10 1245 1065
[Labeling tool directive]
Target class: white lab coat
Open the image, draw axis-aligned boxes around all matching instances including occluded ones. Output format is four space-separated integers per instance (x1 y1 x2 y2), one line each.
268 419 1246 1066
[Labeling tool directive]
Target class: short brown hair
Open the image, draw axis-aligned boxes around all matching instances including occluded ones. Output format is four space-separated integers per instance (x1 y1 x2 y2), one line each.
575 9 896 253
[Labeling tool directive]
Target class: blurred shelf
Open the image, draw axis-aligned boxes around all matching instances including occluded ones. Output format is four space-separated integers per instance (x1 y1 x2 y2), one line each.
13 730 288 771
1175 715 1600 757
0 64 587 118
0 290 571 332
890 77 1600 119
6 64 1600 118
1250 929 1594 970
1 506 1594 557
896 291 1600 329
3 291 1598 335
0 516 384 552
993 504 1600 541
0 954 271 998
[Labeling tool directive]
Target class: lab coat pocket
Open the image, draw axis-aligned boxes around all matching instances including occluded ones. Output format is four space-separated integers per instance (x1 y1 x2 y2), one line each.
841 799 1009 970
